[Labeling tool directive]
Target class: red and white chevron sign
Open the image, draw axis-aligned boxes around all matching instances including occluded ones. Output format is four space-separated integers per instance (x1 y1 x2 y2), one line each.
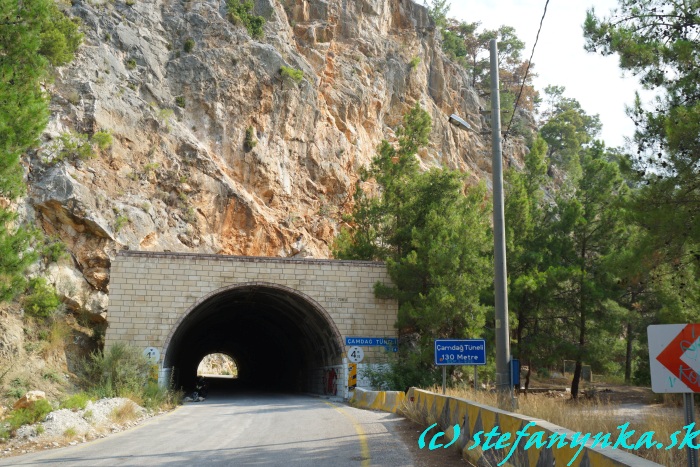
648 324 700 393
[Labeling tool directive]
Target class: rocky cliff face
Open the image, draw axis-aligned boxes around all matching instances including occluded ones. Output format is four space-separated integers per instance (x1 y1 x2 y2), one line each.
24 0 527 318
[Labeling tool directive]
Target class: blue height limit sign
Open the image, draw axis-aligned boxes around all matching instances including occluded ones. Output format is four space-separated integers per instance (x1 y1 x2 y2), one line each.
435 339 486 366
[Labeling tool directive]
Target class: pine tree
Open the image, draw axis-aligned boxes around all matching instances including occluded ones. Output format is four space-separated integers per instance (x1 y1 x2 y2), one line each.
335 104 492 387
585 2 700 384
546 144 629 398
539 86 602 180
0 0 82 301
584 0 700 251
504 135 551 389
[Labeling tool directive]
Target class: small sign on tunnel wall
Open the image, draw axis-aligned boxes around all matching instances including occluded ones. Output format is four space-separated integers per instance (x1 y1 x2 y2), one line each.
345 337 398 352
347 346 364 363
143 347 161 363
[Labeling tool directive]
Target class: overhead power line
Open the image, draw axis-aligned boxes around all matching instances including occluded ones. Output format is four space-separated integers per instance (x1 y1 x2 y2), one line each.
503 0 551 141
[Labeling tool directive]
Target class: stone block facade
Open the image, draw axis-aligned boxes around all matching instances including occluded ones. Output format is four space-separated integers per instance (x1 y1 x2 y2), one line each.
106 251 399 365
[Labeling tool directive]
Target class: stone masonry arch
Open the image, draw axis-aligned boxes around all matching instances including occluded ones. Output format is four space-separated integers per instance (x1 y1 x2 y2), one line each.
161 282 346 390
162 281 345 366
106 251 398 394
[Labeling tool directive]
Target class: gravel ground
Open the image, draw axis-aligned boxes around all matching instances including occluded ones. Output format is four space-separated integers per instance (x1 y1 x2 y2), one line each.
1 398 156 458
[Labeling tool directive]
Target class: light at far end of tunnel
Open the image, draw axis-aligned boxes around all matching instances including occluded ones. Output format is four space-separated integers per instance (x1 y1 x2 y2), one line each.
197 353 239 378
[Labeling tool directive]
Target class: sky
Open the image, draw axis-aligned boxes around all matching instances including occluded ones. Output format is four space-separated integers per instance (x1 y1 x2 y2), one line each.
445 0 639 148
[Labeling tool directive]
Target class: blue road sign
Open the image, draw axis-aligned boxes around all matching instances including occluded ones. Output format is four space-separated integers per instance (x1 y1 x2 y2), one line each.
345 337 397 349
434 339 486 366
511 358 520 387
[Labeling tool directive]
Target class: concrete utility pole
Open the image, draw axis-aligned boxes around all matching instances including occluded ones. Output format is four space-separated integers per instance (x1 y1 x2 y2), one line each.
448 40 514 409
488 39 513 409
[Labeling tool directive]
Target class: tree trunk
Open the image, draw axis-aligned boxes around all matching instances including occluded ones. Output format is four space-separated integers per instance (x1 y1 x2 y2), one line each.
571 359 582 400
625 321 634 383
524 359 531 394
572 239 587 400
571 301 586 399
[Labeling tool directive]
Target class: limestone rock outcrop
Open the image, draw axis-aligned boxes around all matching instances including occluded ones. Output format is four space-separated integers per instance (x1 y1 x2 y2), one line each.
13 391 47 410
24 0 528 318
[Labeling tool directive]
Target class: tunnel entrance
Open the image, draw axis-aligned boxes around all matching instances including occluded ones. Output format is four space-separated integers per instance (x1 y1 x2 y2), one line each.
162 283 344 393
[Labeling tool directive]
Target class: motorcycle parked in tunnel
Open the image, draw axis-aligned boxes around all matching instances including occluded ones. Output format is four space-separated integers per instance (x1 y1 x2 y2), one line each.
186 377 209 402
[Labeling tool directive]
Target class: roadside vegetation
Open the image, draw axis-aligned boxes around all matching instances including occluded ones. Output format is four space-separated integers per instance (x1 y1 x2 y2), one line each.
0 2 181 446
78 343 181 411
335 104 493 389
1 340 180 443
0 0 697 461
401 383 686 466
0 0 82 302
343 2 700 402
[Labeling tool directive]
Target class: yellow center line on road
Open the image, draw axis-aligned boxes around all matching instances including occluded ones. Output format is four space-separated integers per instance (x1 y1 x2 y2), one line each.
323 401 371 467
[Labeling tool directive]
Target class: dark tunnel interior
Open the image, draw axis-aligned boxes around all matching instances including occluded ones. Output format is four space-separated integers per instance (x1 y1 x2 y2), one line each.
163 284 344 392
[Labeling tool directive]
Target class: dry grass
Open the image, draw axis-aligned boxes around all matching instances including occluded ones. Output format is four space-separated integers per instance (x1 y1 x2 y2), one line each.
62 426 78 441
121 390 144 408
427 385 690 465
40 320 71 357
399 397 433 426
109 401 140 424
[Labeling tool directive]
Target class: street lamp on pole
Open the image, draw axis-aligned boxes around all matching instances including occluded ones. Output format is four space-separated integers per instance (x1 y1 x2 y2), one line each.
448 38 513 410
448 114 473 132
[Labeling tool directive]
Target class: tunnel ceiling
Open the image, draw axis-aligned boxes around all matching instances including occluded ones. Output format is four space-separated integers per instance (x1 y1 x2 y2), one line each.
164 284 344 390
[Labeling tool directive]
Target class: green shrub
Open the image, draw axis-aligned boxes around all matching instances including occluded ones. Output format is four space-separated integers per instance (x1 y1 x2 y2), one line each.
141 382 181 410
280 65 303 84
226 0 265 39
409 56 420 69
183 38 195 53
0 211 40 302
361 350 441 391
114 215 130 233
38 3 84 66
157 109 174 131
92 130 113 151
143 162 160 174
126 58 136 70
244 126 257 150
6 387 23 399
8 399 53 431
183 206 197 224
42 236 68 263
79 343 181 410
60 393 90 411
49 132 94 164
42 369 61 383
46 130 114 164
79 343 152 398
175 96 186 108
10 377 28 389
22 278 61 318
66 91 80 105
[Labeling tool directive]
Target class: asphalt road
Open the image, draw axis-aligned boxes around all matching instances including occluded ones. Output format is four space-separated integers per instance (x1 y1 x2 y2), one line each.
0 391 420 467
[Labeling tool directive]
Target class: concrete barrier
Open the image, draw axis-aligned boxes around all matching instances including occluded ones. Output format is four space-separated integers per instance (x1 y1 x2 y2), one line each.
350 388 406 413
407 388 662 467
